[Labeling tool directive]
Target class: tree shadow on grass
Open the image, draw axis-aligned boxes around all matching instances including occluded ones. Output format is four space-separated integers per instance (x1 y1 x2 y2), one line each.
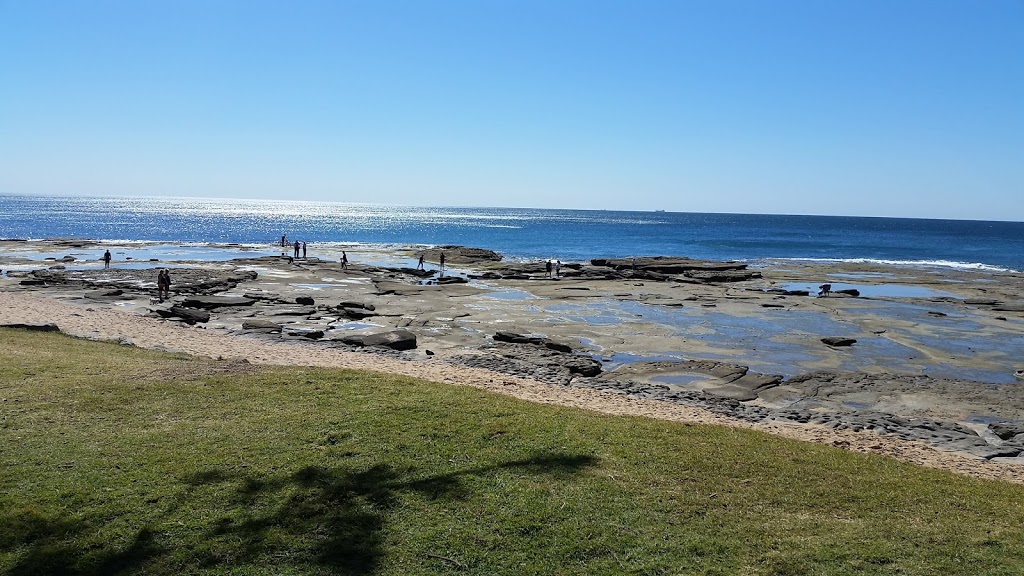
2 452 596 575
0 509 159 576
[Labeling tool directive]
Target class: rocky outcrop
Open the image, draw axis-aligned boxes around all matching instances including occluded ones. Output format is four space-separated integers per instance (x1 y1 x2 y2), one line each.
295 296 315 306
683 269 762 282
25 268 258 295
493 331 574 353
704 373 783 402
339 330 417 350
241 319 283 333
591 257 748 274
821 337 857 347
989 422 1024 441
181 296 256 309
415 246 502 264
155 306 211 324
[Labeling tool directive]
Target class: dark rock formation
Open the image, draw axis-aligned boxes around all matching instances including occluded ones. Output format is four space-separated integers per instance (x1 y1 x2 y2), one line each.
155 306 210 324
181 295 257 309
591 256 747 274
295 296 315 305
683 269 762 282
338 307 375 320
493 331 573 353
989 422 1024 441
339 302 376 311
436 276 469 284
821 337 857 347
339 329 417 350
415 246 502 264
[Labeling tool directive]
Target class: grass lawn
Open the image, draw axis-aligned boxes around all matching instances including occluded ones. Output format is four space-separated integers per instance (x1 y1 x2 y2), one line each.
1 328 1023 575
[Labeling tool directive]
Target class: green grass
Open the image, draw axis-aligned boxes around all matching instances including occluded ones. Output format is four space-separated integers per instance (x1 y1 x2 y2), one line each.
1 329 1023 575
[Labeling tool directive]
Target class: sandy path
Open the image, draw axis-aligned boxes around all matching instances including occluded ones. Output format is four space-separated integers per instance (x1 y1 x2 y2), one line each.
2 290 1021 484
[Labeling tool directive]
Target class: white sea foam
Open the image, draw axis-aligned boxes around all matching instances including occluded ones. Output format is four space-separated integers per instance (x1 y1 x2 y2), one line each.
767 257 1017 273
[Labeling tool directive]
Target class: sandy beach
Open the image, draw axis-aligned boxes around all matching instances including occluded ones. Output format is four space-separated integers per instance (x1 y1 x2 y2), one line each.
2 239 1024 483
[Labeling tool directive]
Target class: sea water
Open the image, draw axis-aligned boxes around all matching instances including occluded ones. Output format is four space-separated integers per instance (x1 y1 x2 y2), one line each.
1 194 1022 271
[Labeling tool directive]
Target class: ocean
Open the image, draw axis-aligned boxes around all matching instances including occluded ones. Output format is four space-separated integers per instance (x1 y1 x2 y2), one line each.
2 194 1022 271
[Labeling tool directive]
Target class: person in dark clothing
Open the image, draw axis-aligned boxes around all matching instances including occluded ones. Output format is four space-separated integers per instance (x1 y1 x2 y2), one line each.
102 250 112 269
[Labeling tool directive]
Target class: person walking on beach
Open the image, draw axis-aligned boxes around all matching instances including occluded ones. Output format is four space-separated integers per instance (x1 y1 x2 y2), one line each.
341 251 348 269
555 260 561 278
102 250 112 269
417 254 425 270
293 239 300 259
439 251 446 276
545 259 552 278
302 242 307 259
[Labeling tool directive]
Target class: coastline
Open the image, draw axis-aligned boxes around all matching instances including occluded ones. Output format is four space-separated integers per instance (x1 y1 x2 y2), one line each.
2 238 1024 483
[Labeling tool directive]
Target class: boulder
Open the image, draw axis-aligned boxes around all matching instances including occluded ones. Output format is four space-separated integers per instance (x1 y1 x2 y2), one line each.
340 330 417 350
180 296 256 309
295 296 315 306
821 337 857 347
989 422 1024 441
834 289 860 297
241 319 283 333
155 306 210 324
559 355 603 377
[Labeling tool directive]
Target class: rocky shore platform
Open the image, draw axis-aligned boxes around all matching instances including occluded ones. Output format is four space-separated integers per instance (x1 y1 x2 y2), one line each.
3 238 1024 472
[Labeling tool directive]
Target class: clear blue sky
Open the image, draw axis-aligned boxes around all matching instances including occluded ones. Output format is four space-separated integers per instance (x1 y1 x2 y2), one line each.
1 1 1021 220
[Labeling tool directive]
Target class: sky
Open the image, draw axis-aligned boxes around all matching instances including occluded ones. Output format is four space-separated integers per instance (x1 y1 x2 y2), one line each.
1 1 1022 220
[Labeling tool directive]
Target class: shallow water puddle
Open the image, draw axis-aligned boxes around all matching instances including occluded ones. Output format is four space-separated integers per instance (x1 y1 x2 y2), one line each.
777 281 959 299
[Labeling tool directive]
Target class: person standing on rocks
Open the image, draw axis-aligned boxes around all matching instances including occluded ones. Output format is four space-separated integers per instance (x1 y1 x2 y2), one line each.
157 269 171 302
439 251 446 276
417 254 425 270
302 242 307 259
545 259 552 278
102 250 112 269
281 234 287 247
555 260 561 278
341 251 348 269
293 239 300 259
